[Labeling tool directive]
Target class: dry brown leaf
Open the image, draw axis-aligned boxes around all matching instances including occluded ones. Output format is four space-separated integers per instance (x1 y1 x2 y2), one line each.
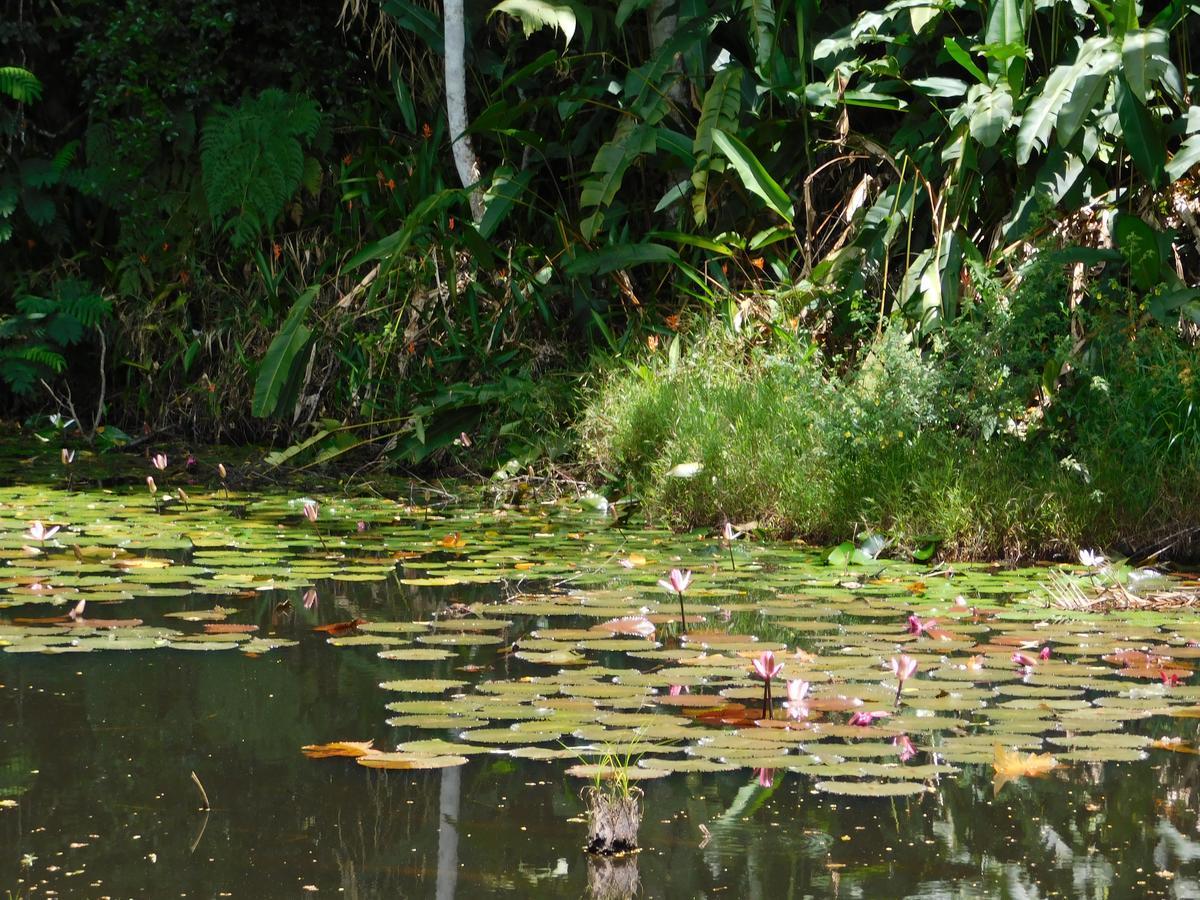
301 740 377 759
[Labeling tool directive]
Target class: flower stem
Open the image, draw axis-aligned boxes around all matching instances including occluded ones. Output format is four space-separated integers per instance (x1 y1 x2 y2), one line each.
678 591 687 633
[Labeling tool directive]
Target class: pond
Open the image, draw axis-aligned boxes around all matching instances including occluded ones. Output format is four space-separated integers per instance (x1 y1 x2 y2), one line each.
2 447 1200 898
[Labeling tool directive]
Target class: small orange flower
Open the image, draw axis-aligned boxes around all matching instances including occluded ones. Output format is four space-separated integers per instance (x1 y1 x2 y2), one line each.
647 335 659 351
664 314 680 331
272 242 282 261
386 178 396 191
139 254 149 264
750 256 765 270
448 217 455 231
346 200 354 211
179 271 190 285
342 153 353 165
162 242 170 252
422 123 433 139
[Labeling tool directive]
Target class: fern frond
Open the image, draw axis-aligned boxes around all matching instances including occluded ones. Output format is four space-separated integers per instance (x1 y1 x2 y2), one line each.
0 67 42 104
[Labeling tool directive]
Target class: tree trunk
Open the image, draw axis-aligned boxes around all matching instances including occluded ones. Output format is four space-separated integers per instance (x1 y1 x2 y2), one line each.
443 0 486 221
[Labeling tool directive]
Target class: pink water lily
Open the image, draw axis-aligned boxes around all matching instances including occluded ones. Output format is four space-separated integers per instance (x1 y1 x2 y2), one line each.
669 684 690 697
753 650 784 681
784 679 810 720
894 734 916 762
151 453 168 472
907 614 936 636
26 521 60 543
303 588 319 610
889 654 919 706
753 650 784 719
302 501 327 549
657 569 692 595
1011 651 1038 668
67 599 86 622
756 767 775 788
657 568 692 631
1039 645 1052 661
849 710 890 727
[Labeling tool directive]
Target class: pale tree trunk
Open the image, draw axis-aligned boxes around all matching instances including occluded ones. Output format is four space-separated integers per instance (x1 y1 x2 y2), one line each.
443 0 486 221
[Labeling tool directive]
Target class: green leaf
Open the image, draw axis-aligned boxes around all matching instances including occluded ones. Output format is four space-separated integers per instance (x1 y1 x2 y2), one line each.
0 67 42 103
942 37 987 84
827 541 854 567
479 167 533 239
745 0 776 69
580 120 655 239
1055 42 1119 146
1017 38 1110 164
1115 76 1166 187
712 129 794 224
564 242 678 275
491 0 577 45
691 67 744 226
1121 28 1171 103
1149 288 1200 323
1167 134 1200 182
1113 213 1163 291
251 288 317 418
966 83 1012 147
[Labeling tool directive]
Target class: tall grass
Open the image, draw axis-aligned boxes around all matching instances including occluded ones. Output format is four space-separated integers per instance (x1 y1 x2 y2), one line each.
581 294 1200 561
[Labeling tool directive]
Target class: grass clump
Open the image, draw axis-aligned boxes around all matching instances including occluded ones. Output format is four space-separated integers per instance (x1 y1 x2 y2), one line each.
581 269 1200 561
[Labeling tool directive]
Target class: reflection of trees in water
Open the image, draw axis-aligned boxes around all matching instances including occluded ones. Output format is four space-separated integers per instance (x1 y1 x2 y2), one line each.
334 769 439 898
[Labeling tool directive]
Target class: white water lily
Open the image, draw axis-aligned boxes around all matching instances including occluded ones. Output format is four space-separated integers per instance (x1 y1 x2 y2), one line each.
1078 549 1108 568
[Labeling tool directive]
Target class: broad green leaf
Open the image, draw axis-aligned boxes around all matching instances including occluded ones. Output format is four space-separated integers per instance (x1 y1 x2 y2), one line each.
1017 38 1109 164
966 83 1012 147
563 242 678 275
745 0 776 69
1121 29 1171 103
691 67 744 226
479 167 533 239
1055 42 1119 146
712 129 794 224
1115 77 1166 187
1149 288 1200 323
580 120 655 239
911 77 968 99
251 287 317 418
943 37 987 84
1113 213 1162 291
490 0 577 44
1167 134 1200 182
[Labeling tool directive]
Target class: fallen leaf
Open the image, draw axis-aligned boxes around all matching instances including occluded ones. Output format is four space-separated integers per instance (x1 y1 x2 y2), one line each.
993 744 1060 795
313 619 367 635
203 623 258 634
301 740 377 759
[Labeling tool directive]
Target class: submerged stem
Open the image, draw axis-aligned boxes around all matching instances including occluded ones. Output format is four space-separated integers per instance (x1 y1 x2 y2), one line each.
678 590 687 632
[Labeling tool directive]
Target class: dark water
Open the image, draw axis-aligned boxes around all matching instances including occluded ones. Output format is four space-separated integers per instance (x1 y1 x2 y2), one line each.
3 581 1200 899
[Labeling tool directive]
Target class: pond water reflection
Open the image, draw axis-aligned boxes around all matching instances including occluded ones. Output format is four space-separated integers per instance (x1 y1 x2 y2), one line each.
1 455 1200 898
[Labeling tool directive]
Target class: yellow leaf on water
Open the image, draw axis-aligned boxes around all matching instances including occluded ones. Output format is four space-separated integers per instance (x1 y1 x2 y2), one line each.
992 744 1060 795
301 740 377 759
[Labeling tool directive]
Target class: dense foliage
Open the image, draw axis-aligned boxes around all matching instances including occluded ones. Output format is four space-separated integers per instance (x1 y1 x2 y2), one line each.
2 0 1199 554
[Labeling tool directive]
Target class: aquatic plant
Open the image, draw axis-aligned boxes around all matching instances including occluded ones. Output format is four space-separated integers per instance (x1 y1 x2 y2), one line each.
656 568 692 631
25 521 60 545
146 475 159 512
217 463 229 500
581 745 645 856
888 654 918 706
783 679 809 721
752 650 783 719
302 500 327 550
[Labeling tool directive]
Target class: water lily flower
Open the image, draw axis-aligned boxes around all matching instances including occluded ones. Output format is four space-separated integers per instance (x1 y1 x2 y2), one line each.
218 463 227 480
907 615 936 636
889 654 918 705
658 569 692 595
894 734 916 762
1162 670 1186 687
720 522 743 570
669 684 690 696
657 568 692 630
302 501 327 549
26 521 60 543
1039 645 1052 661
356 520 367 532
61 448 75 465
784 679 810 720
185 453 197 469
67 599 86 621
756 767 775 789
1011 651 1038 669
146 476 157 494
1079 549 1107 568
151 453 168 472
303 588 319 610
849 710 890 726
753 650 784 681
753 650 784 719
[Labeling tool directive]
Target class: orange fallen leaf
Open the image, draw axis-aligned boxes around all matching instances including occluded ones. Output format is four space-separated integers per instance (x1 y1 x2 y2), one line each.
439 533 467 549
313 618 367 634
301 740 377 759
203 623 258 634
993 744 1060 795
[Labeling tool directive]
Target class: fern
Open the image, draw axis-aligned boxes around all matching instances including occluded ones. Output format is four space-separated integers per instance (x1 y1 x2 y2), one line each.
0 280 109 395
0 67 42 104
200 89 323 247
